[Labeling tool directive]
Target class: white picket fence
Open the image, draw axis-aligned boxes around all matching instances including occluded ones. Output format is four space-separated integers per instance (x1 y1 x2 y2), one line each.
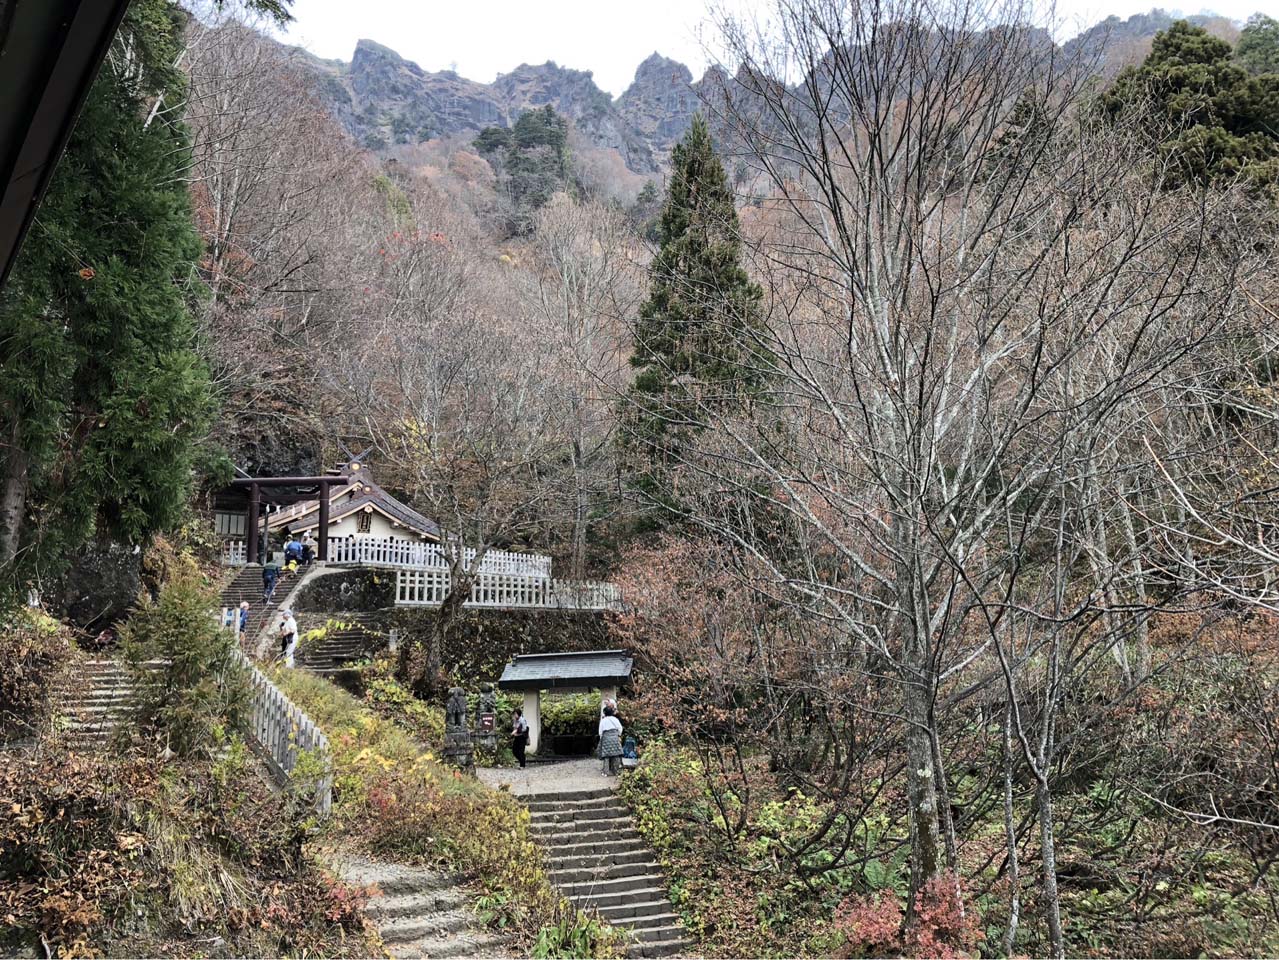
227 646 332 815
330 536 552 576
396 568 621 611
221 539 247 566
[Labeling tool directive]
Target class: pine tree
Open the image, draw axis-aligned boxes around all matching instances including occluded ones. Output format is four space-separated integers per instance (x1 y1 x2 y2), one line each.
1101 20 1279 193
625 114 768 519
1237 14 1279 76
0 0 216 591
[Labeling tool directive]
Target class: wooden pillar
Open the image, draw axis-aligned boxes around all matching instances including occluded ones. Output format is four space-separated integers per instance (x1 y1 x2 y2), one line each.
246 483 260 564
318 480 330 561
524 689 542 754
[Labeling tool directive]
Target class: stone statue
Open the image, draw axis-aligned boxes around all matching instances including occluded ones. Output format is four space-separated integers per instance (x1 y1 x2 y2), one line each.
443 686 474 774
445 686 468 729
479 682 496 717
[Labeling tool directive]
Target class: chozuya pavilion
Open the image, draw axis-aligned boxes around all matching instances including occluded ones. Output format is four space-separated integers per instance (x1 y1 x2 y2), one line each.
498 650 634 754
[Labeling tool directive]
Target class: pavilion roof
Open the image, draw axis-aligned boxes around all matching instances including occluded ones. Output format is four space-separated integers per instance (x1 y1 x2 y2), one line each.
498 650 633 691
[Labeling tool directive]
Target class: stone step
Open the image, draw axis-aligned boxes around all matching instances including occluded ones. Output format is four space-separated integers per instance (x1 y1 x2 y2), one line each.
530 803 630 824
526 794 624 813
63 704 133 716
524 786 615 803
340 863 457 897
367 889 470 919
549 860 660 886
54 691 136 705
531 817 637 839
533 825 643 847
548 845 653 870
77 659 166 671
600 909 682 931
629 937 693 959
377 909 471 944
566 882 667 909
590 896 678 921
631 924 688 945
387 931 509 960
561 874 663 900
61 687 136 699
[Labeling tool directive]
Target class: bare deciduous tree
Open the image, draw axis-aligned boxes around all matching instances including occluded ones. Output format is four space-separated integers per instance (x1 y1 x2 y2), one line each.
616 0 1264 943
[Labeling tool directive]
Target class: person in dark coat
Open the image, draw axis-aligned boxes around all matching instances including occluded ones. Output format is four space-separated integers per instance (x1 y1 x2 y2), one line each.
262 560 281 603
511 708 530 769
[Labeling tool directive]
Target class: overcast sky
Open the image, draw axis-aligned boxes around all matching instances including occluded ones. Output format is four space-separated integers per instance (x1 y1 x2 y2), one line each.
276 0 1264 98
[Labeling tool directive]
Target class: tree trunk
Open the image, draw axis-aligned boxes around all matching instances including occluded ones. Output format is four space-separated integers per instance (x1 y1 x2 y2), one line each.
1036 775 1065 958
905 665 944 905
1083 467 1131 685
0 416 30 572
572 450 588 581
1002 704 1021 956
1118 487 1151 679
415 566 474 696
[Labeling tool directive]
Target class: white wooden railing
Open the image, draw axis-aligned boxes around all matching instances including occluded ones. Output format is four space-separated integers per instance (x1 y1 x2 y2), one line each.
395 568 621 611
221 539 247 566
329 536 552 577
227 646 332 815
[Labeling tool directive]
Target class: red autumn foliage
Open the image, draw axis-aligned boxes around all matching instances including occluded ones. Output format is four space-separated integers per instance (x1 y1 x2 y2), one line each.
836 875 980 959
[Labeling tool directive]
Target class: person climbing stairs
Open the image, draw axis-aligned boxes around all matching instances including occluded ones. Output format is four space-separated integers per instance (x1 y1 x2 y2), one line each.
217 564 297 649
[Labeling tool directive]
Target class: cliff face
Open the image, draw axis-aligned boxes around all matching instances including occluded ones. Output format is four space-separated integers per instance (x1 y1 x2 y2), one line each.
296 40 678 171
618 53 698 161
288 9 1248 174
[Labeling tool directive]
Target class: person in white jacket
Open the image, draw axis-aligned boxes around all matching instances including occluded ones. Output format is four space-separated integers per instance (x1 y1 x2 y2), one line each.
598 705 623 775
278 610 298 667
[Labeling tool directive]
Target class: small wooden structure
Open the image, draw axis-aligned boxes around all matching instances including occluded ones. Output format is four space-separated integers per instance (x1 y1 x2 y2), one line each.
497 650 633 754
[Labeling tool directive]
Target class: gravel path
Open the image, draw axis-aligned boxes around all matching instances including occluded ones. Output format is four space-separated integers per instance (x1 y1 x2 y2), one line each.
476 756 617 796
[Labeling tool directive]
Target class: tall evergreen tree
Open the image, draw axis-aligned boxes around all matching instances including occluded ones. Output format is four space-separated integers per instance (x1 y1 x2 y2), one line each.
1101 20 1279 193
624 114 768 519
1237 14 1279 76
0 0 216 590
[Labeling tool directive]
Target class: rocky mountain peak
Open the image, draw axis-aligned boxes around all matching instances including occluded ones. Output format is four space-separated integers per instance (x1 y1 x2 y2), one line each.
632 52 694 86
288 8 1249 174
618 53 697 161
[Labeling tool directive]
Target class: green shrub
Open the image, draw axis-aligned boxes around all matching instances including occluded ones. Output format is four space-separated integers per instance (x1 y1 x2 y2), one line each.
360 657 445 746
540 692 600 748
118 546 249 757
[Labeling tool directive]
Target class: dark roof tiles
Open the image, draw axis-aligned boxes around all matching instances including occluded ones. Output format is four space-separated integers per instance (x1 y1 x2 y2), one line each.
498 650 634 690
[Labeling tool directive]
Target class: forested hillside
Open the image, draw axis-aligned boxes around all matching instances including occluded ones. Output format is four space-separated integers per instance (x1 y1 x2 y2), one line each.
2 0 1279 957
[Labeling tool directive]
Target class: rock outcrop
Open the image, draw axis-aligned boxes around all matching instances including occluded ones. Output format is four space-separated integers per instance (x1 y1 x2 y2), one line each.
617 53 698 162
284 10 1245 174
292 39 681 171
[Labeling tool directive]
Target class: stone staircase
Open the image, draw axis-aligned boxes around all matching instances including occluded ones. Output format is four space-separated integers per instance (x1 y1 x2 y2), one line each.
51 659 156 749
528 787 692 958
296 614 382 675
217 564 297 648
339 857 509 959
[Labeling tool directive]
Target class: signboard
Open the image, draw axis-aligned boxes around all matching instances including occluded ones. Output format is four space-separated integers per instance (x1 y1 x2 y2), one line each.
479 712 495 733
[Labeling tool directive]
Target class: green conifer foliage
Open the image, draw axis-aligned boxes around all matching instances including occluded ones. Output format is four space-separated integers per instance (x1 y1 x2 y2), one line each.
0 0 215 589
1237 14 1279 76
1101 20 1279 194
625 115 769 519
